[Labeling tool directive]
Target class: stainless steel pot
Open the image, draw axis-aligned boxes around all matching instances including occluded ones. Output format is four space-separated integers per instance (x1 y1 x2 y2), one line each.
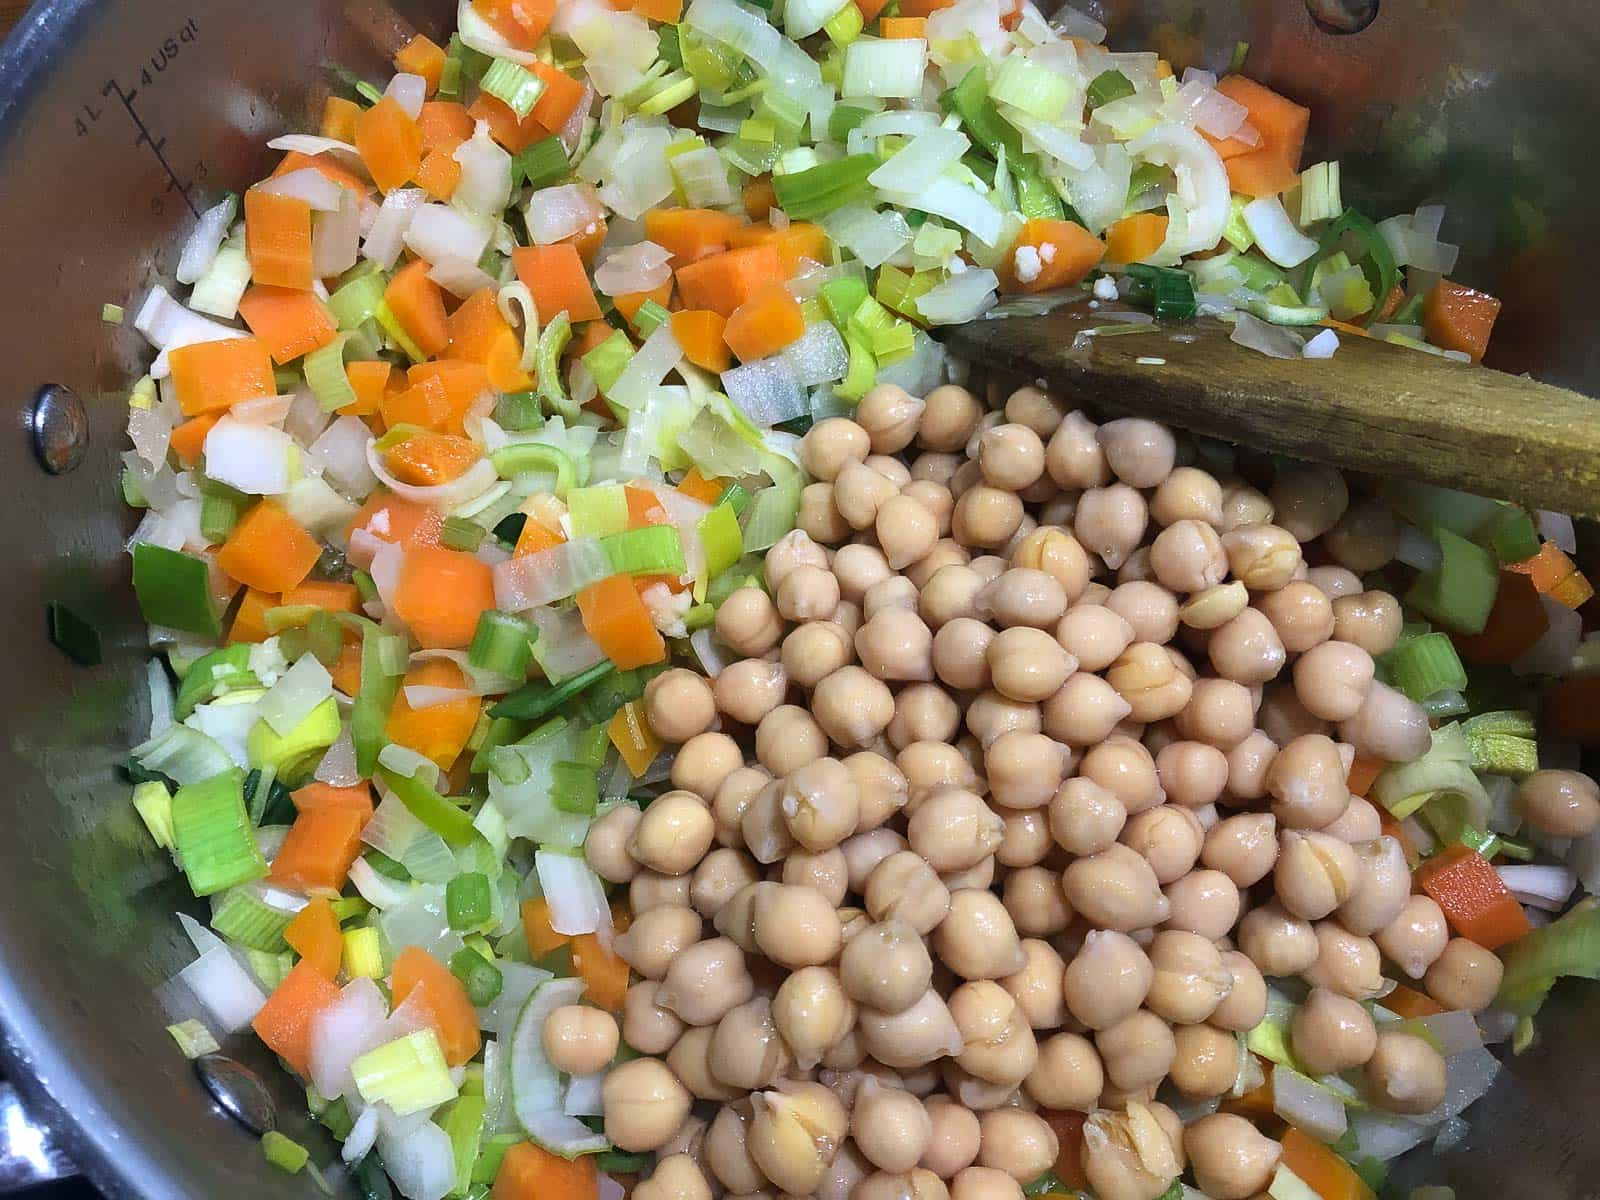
0 0 1595 1196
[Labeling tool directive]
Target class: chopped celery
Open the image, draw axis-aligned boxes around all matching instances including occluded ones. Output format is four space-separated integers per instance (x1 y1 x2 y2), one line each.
1385 632 1467 702
468 610 535 678
480 59 546 121
342 926 385 979
602 525 686 575
261 1132 310 1175
1405 527 1499 635
351 1029 459 1116
171 768 268 896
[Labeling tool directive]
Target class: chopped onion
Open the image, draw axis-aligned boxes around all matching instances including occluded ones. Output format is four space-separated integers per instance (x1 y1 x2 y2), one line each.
177 945 266 1033
1127 124 1230 257
456 0 540 63
203 417 292 495
128 404 175 467
1537 509 1577 553
1271 1067 1347 1142
781 322 850 387
535 851 612 936
1230 311 1307 360
1301 328 1340 359
917 269 1001 325
363 188 427 270
342 1104 380 1165
1243 196 1319 267
176 195 239 285
525 183 606 246
377 1121 456 1200
385 72 427 120
307 415 379 497
1498 863 1576 911
254 169 345 213
529 606 608 679
135 286 241 379
266 134 370 177
316 726 361 783
564 1070 607 1117
869 128 971 194
1395 523 1443 571
366 438 499 509
405 204 494 269
428 256 499 300
311 189 362 280
1412 1010 1483 1057
309 977 389 1100
453 122 514 217
723 355 808 427
822 204 914 269
493 539 613 611
593 240 673 297
689 628 726 678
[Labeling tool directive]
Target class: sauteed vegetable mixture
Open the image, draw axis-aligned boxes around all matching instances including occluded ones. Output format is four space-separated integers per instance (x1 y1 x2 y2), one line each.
110 0 1600 1198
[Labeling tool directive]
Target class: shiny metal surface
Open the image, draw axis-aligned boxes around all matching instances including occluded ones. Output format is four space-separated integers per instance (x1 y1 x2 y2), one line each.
0 1 1594 1198
0 1082 74 1191
193 1055 278 1139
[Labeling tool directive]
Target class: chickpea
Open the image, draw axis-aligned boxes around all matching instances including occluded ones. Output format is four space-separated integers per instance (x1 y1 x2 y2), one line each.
855 609 935 683
977 570 1064 633
905 480 956 534
1291 640 1374 724
1095 1010 1177 1091
1305 565 1361 599
953 486 1026 550
755 705 828 776
1080 736 1165 814
1174 678 1255 750
1337 835 1411 936
1237 901 1319 977
858 987 965 1068
1052 609 1132 676
1323 498 1400 573
624 980 689 1055
1121 805 1204 885
919 385 984 451
1149 467 1224 527
656 935 754 1026
839 752 905 834
1317 795 1380 844
774 563 840 625
1264 462 1345 542
1144 930 1232 1024
838 1078 930 1175
707 1101 765 1193
586 803 643 884
997 809 1052 869
857 384 925 453
913 451 963 485
1291 987 1377 1075
1207 607 1286 686
713 659 788 728
766 530 831 592
708 996 792 1091
899 741 981 805
942 856 997 894
1044 410 1108 489
1075 484 1148 570
1517 769 1600 836
718 587 784 657
1337 680 1431 763
1168 1022 1238 1098
1002 866 1073 936
1331 590 1404 656
1155 740 1229 809
799 481 852 544
1147 520 1227 595
673 731 743 803
1011 526 1093 602
802 417 870 481
1200 812 1277 887
714 766 770 848
1376 895 1450 980
1221 524 1302 591
976 1109 1058 1182
1106 642 1193 724
909 788 1006 873
802 669 890 751
1001 386 1064 437
1364 1032 1447 1115
927 618 991 692
1178 581 1250 633
829 545 889 606
753 883 843 968
1424 937 1505 1013
1106 582 1181 646
772 966 855 1070
616 905 702 979
637 1155 714 1200
1303 921 1384 999
951 1166 1024 1200
1273 830 1360 920
865 850 952 935
921 1097 982 1178
1184 1114 1282 1200
1162 869 1241 941
1092 418 1172 490
920 565 985 630
540 1004 620 1077
978 424 1046 491
776 626 850 696
864 577 920 624
604 1058 693 1152
818 1142 874 1200
629 791 716 876
839 919 934 1014
984 731 1066 811
1063 844 1170 932
1258 683 1329 746
783 848 850 908
934 889 1028 980
1063 930 1153 1030
1226 731 1279 802
1040 673 1132 747
742 780 797 865
1081 1104 1180 1200
994 937 1063 1028
692 848 761 919
630 869 693 914
857 1170 951 1200
839 831 907 890
776 757 859 853
643 669 717 745
748 1081 849 1196
908 540 973 590
966 691 1042 748
1267 733 1350 830
870 494 936 571
889 684 962 751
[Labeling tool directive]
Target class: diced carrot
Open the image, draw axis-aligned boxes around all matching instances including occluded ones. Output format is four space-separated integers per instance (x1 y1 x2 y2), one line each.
392 545 496 650
273 150 370 195
168 337 277 416
382 377 452 433
522 897 571 957
1220 1068 1276 1121
634 0 683 20
727 222 829 274
493 1141 598 1200
1346 755 1385 798
612 281 674 328
1551 571 1595 609
608 701 662 777
1103 213 1170 266
1374 283 1407 323
527 61 587 133
354 95 424 192
571 321 616 363
485 328 536 393
446 289 525 381
515 516 566 557
742 176 776 221
329 637 364 698
228 588 276 644
469 94 545 154
1546 674 1600 744
624 486 671 529
347 492 444 549
579 575 667 670
252 961 341 1077
237 286 338 364
406 359 492 430
1454 571 1548 665
343 360 393 417
1423 279 1501 363
724 282 805 362
1507 540 1576 588
513 243 604 323
384 432 483 487
291 781 375 823
1319 316 1373 338
418 100 476 152
321 96 363 143
1039 1109 1089 1192
285 897 343 979
415 141 464 202
281 579 362 613
667 310 730 373
472 0 556 50
1204 76 1310 197
170 412 220 466
561 214 608 269
245 189 315 290
217 501 321 593
997 218 1107 294
1384 983 1446 1019
386 658 483 770
676 466 726 505
392 945 483 1067
395 34 447 96
570 932 630 1012
386 259 452 358
270 807 365 895
880 15 927 36
675 244 785 317
1415 843 1531 950
645 208 745 268
1279 1128 1375 1200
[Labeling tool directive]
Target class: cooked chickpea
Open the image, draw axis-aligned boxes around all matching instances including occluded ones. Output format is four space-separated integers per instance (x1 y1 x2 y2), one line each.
997 809 1052 868
846 751 910 832
1305 565 1361 599
541 1004 620 1077
840 919 934 1014
1012 526 1093 601
1002 865 1072 936
1075 484 1148 570
1201 811 1278 887
1149 520 1228 594
629 791 716 876
1063 843 1170 932
1106 642 1192 724
616 905 702 979
921 565 985 629
707 1100 765 1193
1163 869 1241 941
899 741 980 805
1168 1022 1239 1098
778 757 860 852
1080 736 1165 814
856 384 925 453
870 494 937 571
921 1097 982 1178
858 987 965 1067
1208 607 1287 685
1337 680 1431 763
1227 730 1279 802
709 996 792 1091
1291 987 1377 1075
644 669 718 744
1376 895 1450 980
849 1077 934 1173
1221 524 1302 591
978 424 1046 491
717 586 785 656
865 851 952 935
1095 1009 1177 1091
919 384 984 451
818 1141 874 1200
714 658 789 727
1266 462 1346 542
636 1154 713 1200
1274 829 1360 920
692 848 761 919
1107 582 1181 645
933 889 1027 980
966 691 1042 747
1001 386 1064 438
951 1165 1024 1200
828 546 889 607
755 705 828 776
1365 1032 1447 1115
1045 410 1110 489
1204 950 1264 1033
1184 1113 1282 1200
1156 740 1230 808
930 618 994 691
1320 794 1382 843
765 530 831 592
909 788 1006 872
1237 901 1319 977
888 683 962 750
986 731 1068 810
1178 580 1251 632
799 481 852 544
942 856 997 893
713 766 770 848
1292 640 1375 722
1257 584 1335 656
977 570 1064 633
673 731 743 801
1042 672 1133 746
741 780 796 864
1303 920 1384 999
856 1168 951 1200
1096 418 1176 489
1323 498 1399 572
804 665 891 749
667 1027 743 1102
625 981 688 1054
802 417 870 481
1338 835 1411 935
1424 937 1505 1013
772 965 855 1070
1144 930 1232 1024
1517 769 1600 836
856 609 935 683
585 803 643 883
1268 733 1350 829
1150 467 1224 527
604 1058 694 1152
1081 1104 1180 1200
1331 589 1404 656
775 564 841 625
1062 930 1153 1030
1257 683 1329 746
1055 606 1135 673
954 486 1026 550
747 1081 849 1196
656 935 754 1026
753 883 843 968
1121 805 1204 885
976 1109 1058 1182
1174 677 1255 749
908 539 973 589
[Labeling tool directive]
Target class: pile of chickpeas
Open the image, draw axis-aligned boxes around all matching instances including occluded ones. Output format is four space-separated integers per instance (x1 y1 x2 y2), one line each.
541 380 1600 1200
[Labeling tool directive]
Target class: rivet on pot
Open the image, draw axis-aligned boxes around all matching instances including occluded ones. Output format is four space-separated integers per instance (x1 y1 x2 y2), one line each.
1306 0 1379 35
29 384 88 475
193 1054 277 1137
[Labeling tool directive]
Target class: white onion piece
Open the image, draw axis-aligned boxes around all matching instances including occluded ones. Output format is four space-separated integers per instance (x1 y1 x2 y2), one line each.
1230 311 1307 360
363 188 427 270
525 184 606 247
369 540 405 614
255 168 345 213
377 1121 456 1200
1302 328 1340 359
593 240 673 296
689 628 726 678
366 439 500 509
308 415 381 499
316 726 361 783
128 405 175 467
136 286 241 379
1511 595 1582 676
385 73 427 120
1127 123 1230 258
1498 864 1576 910
231 394 295 425
176 196 239 285
342 1104 381 1165
492 539 612 611
313 190 362 279
428 256 499 300
529 606 608 679
564 1070 607 1116
405 204 494 269
404 686 478 710
917 268 1000 325
177 946 266 1033
1413 1010 1483 1057
1537 510 1577 553
310 977 390 1100
203 418 292 495
1271 1067 1347 1142
535 851 612 936
453 122 514 217
1244 196 1319 267
266 134 371 177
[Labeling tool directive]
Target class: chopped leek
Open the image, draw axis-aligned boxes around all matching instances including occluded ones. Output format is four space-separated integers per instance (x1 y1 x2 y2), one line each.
171 768 269 896
602 525 686 575
341 926 385 979
210 886 296 951
378 765 478 847
535 313 575 419
492 660 616 721
351 1029 459 1116
469 610 535 678
1386 632 1468 702
166 1019 220 1059
133 780 176 852
1086 69 1135 111
261 1132 310 1175
481 59 546 121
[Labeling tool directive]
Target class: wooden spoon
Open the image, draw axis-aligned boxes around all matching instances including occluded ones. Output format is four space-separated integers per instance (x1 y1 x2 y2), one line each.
942 303 1600 519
